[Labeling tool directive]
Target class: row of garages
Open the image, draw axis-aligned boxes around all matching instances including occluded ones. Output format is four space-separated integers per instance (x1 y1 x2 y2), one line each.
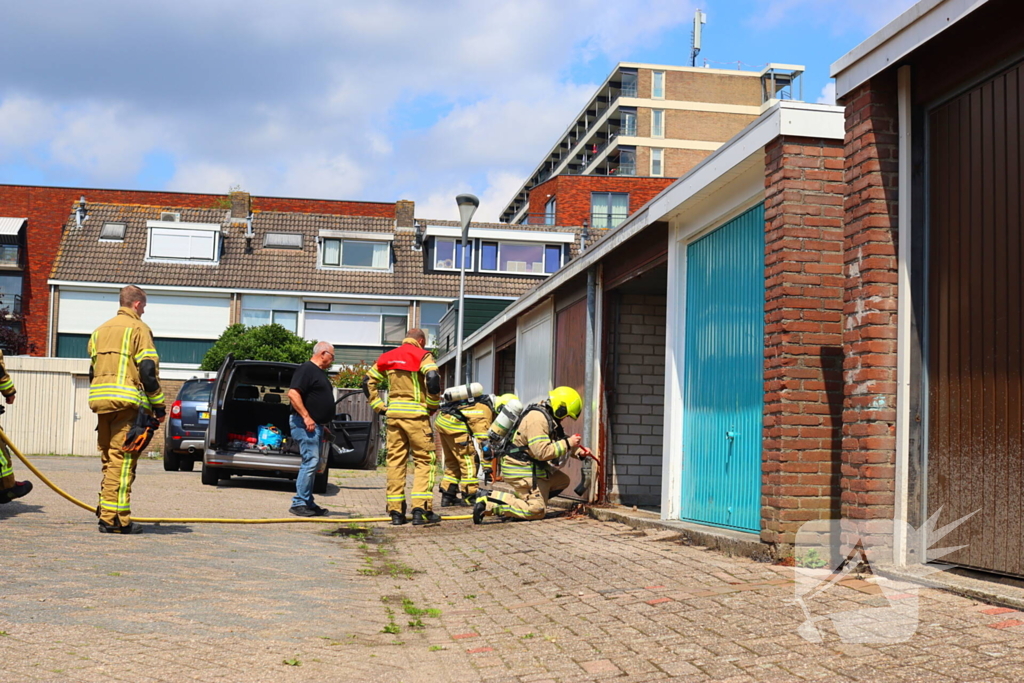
438 0 1024 577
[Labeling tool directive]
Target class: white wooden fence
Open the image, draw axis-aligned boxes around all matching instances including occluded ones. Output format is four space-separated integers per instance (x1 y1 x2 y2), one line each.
1 356 96 455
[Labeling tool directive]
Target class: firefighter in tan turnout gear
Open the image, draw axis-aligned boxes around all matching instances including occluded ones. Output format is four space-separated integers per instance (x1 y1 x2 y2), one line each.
364 328 442 526
436 388 517 507
474 386 584 522
0 351 32 505
89 285 166 534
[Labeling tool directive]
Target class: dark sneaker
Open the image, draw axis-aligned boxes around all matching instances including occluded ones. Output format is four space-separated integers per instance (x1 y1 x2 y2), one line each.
98 521 144 534
1 480 32 503
289 505 316 517
411 508 441 526
309 504 328 517
390 511 408 526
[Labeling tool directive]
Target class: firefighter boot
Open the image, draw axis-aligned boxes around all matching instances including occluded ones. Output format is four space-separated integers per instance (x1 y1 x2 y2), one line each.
98 521 144 534
440 483 461 508
390 511 408 525
411 507 441 526
0 480 32 504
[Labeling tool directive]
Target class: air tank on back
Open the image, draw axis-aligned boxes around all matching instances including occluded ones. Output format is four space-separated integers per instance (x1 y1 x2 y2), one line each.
488 398 524 441
442 382 483 404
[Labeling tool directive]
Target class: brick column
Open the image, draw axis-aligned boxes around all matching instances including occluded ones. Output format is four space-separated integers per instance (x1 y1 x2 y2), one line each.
762 135 846 547
840 74 900 529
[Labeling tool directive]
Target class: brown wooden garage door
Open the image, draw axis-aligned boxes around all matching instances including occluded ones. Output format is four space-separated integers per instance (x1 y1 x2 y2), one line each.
554 298 586 501
928 60 1024 575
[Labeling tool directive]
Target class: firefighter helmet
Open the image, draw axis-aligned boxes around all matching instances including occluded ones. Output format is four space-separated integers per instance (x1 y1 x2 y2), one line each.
548 386 582 421
494 393 519 411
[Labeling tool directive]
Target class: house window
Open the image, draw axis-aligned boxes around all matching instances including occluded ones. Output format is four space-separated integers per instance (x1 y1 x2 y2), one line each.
434 238 474 270
652 110 665 138
0 245 20 267
591 192 629 229
302 303 408 347
148 225 219 262
651 148 664 177
264 232 303 249
419 302 449 347
544 197 557 226
621 70 638 97
479 241 563 275
99 222 126 241
652 71 665 99
240 295 301 333
620 109 637 137
321 238 390 269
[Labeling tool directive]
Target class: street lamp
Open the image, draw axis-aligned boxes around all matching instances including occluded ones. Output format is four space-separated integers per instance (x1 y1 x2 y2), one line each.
454 193 479 384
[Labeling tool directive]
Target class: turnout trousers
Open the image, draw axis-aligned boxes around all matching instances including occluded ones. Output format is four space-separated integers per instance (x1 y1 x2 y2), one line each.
385 415 438 514
439 430 479 497
486 467 570 521
96 407 139 527
0 440 14 491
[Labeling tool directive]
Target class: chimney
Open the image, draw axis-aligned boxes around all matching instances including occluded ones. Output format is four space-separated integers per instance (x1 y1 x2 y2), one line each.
395 199 415 228
229 190 251 220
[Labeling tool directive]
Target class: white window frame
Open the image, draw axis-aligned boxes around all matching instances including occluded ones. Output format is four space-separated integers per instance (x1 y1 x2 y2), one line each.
301 302 409 347
433 237 475 272
319 237 392 271
145 221 221 264
651 109 665 138
651 148 664 177
544 196 557 226
240 295 302 333
652 70 665 99
477 240 562 276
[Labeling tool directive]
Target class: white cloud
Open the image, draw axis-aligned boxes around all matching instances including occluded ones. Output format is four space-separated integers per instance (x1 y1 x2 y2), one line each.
0 0 695 211
816 82 837 105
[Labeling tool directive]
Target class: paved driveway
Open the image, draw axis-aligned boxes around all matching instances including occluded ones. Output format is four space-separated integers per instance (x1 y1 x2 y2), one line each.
3 456 1024 682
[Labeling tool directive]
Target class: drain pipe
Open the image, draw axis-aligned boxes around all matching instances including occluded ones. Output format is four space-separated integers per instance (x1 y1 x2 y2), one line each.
581 265 597 501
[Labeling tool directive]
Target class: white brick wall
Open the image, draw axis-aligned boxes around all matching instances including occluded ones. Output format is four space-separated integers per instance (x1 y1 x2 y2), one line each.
608 293 666 507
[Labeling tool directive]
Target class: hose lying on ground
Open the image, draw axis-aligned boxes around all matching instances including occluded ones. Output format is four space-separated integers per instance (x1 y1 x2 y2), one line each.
1 427 472 525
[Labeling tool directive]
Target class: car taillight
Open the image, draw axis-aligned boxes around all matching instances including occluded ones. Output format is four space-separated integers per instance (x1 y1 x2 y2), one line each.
171 400 182 417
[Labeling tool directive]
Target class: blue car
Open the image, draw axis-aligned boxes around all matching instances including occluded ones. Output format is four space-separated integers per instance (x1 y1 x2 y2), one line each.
163 378 215 472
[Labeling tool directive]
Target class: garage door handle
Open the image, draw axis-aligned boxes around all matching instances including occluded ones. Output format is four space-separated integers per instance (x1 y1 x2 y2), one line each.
726 431 739 440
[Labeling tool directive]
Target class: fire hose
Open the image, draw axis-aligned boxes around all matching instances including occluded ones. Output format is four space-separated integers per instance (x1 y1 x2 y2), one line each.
0 426 472 525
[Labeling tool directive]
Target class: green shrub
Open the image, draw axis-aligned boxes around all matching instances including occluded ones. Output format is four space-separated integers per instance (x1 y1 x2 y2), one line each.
200 324 315 371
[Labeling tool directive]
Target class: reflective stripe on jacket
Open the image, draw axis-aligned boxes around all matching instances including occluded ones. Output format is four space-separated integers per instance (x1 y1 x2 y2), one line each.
503 407 577 480
0 350 15 397
435 402 493 443
365 338 439 418
88 307 164 414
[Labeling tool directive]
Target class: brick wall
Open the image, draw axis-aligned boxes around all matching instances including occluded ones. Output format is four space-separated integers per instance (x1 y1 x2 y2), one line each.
761 135 847 546
608 293 666 507
839 75 900 529
527 176 673 227
496 345 516 395
0 185 398 357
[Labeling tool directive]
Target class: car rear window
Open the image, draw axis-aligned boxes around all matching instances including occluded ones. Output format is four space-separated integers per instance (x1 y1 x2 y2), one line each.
178 380 214 402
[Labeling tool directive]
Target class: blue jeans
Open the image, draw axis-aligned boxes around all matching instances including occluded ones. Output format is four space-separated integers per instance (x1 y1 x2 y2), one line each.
290 414 322 509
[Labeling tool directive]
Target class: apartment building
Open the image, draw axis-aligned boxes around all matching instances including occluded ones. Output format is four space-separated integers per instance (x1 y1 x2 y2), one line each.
499 62 804 229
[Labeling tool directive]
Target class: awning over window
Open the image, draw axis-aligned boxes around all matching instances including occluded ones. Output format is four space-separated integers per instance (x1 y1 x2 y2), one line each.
0 218 26 245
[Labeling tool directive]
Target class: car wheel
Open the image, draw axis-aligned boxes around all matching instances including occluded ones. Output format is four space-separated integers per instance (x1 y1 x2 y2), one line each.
179 458 196 472
313 468 329 494
163 448 181 472
201 463 221 486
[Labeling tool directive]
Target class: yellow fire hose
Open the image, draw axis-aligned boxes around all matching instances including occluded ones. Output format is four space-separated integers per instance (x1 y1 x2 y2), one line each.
1 428 473 525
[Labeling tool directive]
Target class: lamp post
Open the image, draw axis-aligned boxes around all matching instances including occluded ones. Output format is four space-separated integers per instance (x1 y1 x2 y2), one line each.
454 193 479 384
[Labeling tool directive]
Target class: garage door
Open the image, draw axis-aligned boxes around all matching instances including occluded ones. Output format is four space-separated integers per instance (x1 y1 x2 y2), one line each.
681 205 764 532
927 60 1024 576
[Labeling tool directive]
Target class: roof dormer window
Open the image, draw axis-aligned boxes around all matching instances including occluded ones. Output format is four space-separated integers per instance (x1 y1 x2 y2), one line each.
146 221 220 263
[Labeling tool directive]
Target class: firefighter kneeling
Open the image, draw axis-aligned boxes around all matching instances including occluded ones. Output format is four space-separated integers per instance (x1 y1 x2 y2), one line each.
473 386 584 523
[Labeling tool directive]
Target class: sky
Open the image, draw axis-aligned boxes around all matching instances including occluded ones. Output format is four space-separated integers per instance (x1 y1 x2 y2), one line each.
0 0 918 221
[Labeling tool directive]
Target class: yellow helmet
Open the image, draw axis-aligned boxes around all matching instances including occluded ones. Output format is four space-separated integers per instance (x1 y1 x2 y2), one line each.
548 386 582 420
494 393 519 411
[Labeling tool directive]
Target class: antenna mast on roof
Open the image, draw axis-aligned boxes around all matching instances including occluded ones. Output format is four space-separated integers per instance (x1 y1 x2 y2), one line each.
691 9 707 67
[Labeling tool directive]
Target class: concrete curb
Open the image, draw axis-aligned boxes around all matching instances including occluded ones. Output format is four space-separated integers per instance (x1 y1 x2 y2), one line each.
551 499 773 562
873 564 1024 611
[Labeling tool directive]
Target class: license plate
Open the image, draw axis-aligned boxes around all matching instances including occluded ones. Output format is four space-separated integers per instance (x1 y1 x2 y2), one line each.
199 412 210 421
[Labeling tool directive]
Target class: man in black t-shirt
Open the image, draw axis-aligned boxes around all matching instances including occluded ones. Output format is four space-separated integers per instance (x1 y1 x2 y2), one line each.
286 341 336 516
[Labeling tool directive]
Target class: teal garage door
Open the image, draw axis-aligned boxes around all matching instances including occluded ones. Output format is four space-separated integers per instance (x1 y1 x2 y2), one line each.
681 205 764 532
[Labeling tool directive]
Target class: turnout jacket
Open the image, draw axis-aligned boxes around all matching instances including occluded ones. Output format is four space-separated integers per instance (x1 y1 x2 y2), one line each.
435 401 494 443
88 307 165 415
503 406 578 480
366 338 440 418
0 350 16 398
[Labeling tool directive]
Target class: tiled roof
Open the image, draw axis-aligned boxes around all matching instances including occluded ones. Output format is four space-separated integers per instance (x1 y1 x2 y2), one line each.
50 204 595 300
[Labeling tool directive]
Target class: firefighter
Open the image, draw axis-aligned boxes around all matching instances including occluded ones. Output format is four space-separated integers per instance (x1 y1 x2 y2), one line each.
473 386 583 523
436 393 517 507
0 351 31 505
89 285 165 534
364 328 442 526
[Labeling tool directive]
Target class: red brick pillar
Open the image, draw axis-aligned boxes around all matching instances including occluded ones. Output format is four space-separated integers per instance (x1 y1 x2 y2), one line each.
840 74 900 530
762 135 846 547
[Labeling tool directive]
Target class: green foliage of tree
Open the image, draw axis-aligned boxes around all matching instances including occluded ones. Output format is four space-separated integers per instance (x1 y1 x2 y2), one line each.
200 323 315 371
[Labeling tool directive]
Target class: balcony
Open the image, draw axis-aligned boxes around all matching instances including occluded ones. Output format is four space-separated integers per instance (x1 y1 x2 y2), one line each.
591 212 629 230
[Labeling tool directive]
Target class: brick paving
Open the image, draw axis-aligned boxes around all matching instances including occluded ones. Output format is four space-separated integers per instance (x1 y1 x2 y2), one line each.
3 456 1024 681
